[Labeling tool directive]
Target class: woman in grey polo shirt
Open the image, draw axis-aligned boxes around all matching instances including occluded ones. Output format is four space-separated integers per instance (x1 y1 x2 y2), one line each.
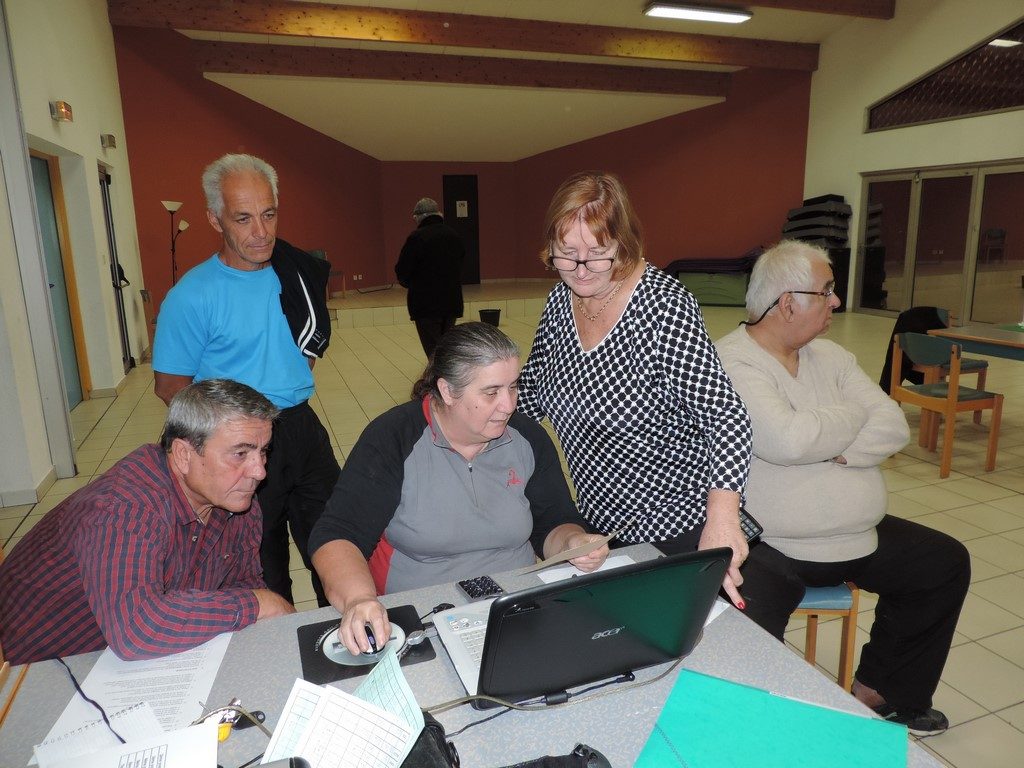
311 322 608 656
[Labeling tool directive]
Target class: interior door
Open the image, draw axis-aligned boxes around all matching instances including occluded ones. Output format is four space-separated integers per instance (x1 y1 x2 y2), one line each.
970 167 1024 324
443 174 480 285
860 178 912 311
910 173 974 318
30 154 85 408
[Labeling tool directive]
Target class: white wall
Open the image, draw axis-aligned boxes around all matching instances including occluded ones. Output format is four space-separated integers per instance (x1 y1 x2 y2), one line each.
7 0 146 389
0 0 145 501
804 0 1024 280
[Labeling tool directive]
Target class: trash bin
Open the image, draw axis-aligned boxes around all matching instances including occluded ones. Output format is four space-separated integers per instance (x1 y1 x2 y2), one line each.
479 309 501 327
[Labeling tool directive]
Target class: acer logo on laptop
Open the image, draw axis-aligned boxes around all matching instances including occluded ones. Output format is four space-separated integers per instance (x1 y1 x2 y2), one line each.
591 627 624 640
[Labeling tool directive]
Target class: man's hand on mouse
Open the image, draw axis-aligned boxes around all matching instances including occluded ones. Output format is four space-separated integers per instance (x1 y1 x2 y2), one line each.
338 596 391 656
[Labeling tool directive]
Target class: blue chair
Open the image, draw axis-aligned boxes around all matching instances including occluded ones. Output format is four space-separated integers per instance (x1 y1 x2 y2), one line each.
793 583 859 691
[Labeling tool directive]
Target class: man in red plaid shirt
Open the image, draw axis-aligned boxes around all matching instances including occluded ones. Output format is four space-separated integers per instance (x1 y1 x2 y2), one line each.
0 379 295 664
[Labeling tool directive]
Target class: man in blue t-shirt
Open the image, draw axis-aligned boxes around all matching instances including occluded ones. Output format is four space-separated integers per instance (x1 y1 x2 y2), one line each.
153 153 339 607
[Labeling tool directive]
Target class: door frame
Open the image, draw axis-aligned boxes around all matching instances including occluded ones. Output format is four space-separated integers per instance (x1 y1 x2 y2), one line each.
29 149 92 398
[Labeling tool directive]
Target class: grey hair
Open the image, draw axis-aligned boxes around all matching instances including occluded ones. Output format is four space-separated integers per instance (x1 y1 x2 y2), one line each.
202 154 279 217
412 322 519 401
412 197 441 222
745 240 832 321
160 379 279 453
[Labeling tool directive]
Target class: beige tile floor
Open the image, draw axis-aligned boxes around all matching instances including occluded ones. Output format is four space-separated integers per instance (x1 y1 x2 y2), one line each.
3 286 1024 767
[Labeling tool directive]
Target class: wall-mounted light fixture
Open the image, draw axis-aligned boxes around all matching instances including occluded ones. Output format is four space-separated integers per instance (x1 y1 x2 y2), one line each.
100 134 117 149
161 200 189 285
49 100 74 122
643 2 751 24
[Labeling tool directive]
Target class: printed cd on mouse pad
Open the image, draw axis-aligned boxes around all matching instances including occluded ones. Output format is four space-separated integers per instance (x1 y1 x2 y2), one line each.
296 603 435 684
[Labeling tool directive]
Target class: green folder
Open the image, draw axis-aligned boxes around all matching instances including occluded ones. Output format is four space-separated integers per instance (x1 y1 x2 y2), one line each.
637 669 907 767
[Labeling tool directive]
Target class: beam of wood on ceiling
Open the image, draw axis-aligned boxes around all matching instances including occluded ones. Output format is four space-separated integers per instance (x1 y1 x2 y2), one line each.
107 0 819 72
750 1 894 19
193 40 732 97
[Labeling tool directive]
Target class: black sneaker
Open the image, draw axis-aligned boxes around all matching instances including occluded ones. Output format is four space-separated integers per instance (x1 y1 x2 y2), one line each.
874 704 949 737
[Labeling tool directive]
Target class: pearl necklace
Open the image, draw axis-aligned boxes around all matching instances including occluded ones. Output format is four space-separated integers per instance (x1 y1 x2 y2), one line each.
575 277 626 322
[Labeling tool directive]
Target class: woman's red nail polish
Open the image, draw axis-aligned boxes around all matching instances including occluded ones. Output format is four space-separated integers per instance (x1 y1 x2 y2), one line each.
737 601 746 610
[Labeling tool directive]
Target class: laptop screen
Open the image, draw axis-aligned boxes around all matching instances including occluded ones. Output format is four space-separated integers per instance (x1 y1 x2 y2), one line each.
437 547 731 709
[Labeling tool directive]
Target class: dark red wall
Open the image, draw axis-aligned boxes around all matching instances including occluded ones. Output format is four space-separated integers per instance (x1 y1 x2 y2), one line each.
512 67 812 277
380 163 518 284
114 28 811 292
112 27 383 309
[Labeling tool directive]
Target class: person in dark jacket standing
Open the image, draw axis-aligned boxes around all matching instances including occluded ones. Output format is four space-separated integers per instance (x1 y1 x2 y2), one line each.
395 197 465 358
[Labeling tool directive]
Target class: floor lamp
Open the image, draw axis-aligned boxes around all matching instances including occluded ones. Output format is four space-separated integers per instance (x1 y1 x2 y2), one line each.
161 200 189 285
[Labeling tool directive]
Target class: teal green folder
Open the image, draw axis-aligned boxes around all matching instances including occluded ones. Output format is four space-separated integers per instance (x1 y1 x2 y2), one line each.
637 670 907 767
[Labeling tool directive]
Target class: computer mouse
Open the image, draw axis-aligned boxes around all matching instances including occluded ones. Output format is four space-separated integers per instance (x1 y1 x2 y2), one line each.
362 623 379 655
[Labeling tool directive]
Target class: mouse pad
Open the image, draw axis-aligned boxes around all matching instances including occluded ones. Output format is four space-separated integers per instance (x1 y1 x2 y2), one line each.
296 604 435 684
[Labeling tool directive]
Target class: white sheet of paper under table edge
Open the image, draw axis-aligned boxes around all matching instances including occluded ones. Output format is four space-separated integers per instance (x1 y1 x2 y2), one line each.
262 645 424 767
32 701 164 768
36 631 232 763
42 718 218 768
535 554 635 583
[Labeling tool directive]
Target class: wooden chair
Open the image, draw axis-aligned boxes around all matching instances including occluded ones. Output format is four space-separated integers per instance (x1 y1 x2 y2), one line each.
0 641 29 730
793 583 859 691
890 332 1003 479
916 309 987 426
0 547 29 730
880 307 989 426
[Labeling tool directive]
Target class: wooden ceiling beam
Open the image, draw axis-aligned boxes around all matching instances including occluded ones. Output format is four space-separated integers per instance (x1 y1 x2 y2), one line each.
193 40 731 97
750 0 894 19
107 0 819 71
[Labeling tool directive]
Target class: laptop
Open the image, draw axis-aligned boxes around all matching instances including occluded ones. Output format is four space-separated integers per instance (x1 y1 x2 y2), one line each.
433 548 731 709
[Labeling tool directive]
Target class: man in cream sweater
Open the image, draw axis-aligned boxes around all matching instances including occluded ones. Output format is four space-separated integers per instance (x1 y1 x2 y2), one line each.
717 240 969 737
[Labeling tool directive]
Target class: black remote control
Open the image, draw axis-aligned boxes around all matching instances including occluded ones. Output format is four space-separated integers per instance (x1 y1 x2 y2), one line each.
456 575 505 601
739 507 763 544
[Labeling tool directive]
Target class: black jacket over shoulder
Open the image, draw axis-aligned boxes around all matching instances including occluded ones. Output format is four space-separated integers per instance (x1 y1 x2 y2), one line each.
270 237 332 358
395 215 465 320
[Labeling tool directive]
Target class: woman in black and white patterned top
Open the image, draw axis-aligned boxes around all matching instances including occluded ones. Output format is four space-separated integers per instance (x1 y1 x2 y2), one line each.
518 171 753 605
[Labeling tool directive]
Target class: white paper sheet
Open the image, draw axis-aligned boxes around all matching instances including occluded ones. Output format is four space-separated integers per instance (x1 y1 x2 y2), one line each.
42 719 218 768
536 554 635 583
262 646 423 767
33 701 164 768
41 632 232 751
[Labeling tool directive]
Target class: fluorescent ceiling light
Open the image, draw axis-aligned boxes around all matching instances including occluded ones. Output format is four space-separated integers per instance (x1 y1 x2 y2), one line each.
644 3 752 24
988 38 1022 48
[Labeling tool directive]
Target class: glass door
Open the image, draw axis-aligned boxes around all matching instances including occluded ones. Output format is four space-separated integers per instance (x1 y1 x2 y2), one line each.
30 153 85 408
859 166 986 324
969 167 1024 324
861 177 912 311
910 172 974 319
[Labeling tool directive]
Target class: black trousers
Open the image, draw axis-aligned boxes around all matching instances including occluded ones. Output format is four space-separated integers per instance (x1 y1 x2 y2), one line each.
739 515 970 710
257 401 340 607
414 317 456 359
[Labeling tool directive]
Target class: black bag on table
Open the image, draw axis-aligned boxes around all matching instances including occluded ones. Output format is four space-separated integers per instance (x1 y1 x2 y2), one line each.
401 711 611 768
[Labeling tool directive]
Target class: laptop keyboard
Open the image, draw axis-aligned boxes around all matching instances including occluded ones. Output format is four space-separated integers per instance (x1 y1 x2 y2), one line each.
447 616 488 662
